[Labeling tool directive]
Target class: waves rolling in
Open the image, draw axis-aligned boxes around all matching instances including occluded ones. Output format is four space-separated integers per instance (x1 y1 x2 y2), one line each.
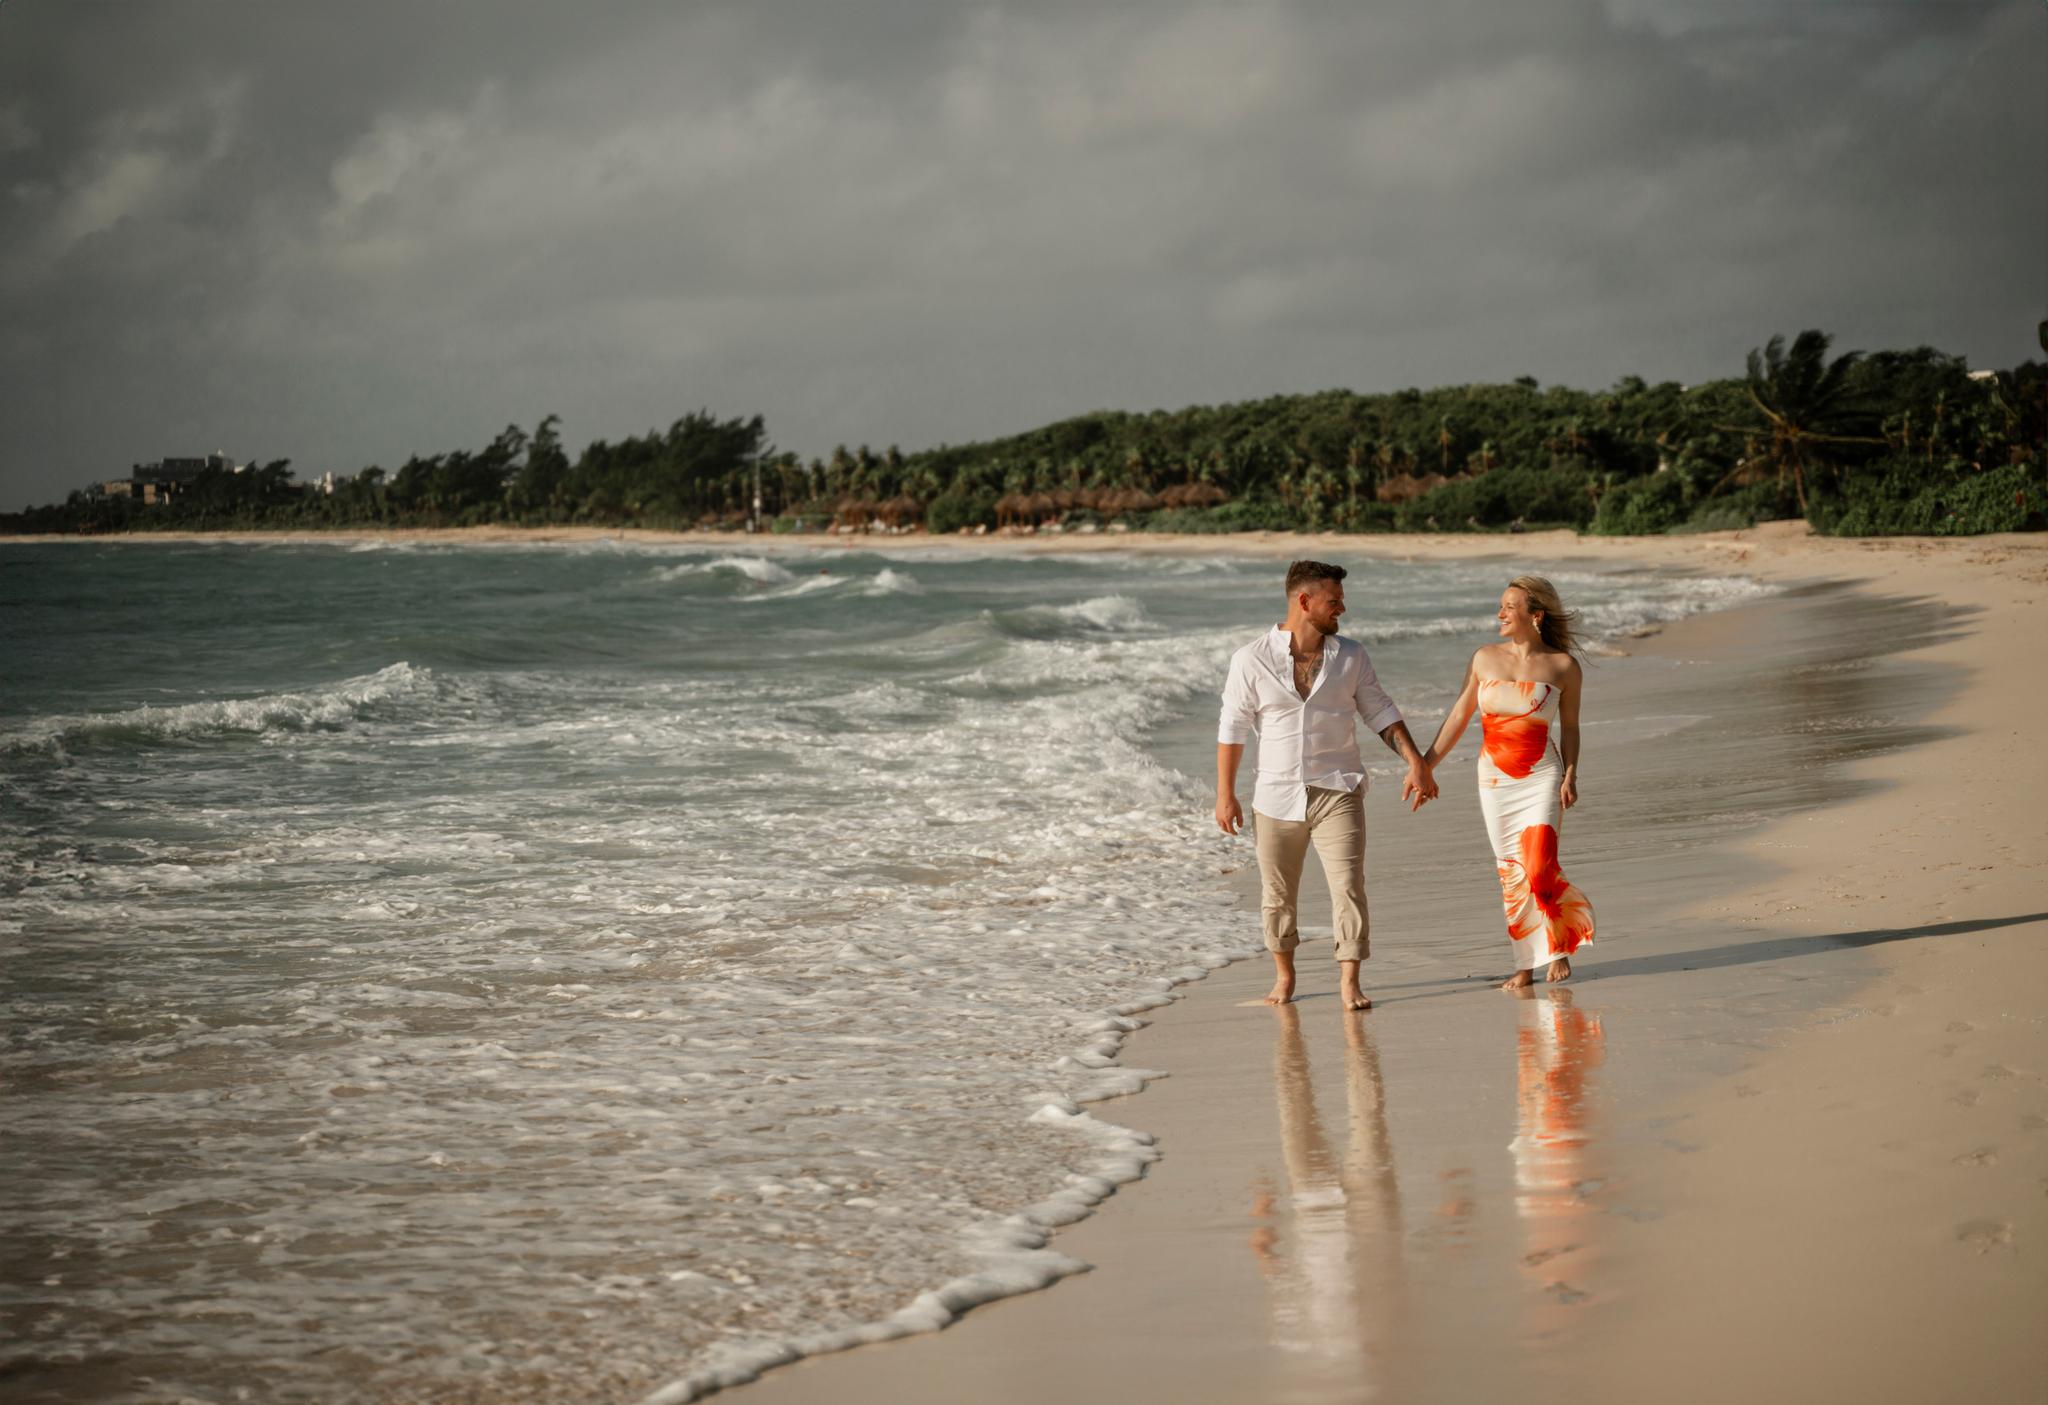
0 541 1770 1403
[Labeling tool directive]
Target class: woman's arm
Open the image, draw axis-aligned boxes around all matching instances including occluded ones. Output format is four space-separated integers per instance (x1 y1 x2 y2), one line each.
1423 653 1482 767
1556 656 1583 809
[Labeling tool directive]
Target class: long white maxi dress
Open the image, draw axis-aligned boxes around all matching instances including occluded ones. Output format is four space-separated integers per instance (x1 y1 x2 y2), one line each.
1476 679 1595 972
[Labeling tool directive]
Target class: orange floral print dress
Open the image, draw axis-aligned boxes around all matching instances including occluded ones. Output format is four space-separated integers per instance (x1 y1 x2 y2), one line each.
1477 680 1594 971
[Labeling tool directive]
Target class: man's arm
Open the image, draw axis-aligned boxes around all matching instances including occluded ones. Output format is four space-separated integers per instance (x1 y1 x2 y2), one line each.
1378 719 1439 811
1353 646 1438 811
1378 718 1425 764
1215 743 1245 834
1216 653 1257 834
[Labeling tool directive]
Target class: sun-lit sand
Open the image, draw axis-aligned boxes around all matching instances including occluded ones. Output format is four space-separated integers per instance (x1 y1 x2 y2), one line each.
16 523 2047 1402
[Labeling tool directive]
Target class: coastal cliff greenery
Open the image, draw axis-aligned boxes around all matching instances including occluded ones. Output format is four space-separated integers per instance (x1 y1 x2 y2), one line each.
9 332 2043 538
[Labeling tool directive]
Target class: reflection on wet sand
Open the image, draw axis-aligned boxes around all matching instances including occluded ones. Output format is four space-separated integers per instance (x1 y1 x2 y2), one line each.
1510 987 1606 1338
1250 1006 1406 1395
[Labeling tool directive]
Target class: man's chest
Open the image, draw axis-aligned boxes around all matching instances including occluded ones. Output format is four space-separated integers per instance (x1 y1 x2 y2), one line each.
1258 649 1348 708
1291 652 1320 699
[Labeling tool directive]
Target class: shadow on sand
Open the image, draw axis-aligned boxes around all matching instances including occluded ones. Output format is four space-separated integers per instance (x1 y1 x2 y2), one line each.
1369 911 2048 1002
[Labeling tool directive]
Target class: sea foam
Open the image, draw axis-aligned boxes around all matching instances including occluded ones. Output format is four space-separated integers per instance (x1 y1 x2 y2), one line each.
0 661 434 753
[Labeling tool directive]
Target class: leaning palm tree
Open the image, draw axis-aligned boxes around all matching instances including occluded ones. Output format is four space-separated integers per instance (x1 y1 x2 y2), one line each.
1720 330 1885 515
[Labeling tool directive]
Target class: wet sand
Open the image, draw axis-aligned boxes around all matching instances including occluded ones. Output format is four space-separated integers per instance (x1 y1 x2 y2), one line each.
713 531 2048 1405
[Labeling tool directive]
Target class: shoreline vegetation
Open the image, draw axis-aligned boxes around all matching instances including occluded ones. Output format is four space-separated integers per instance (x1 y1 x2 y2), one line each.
8 331 2044 541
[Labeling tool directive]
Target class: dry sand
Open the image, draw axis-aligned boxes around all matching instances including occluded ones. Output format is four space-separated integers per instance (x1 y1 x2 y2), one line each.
14 523 2047 1401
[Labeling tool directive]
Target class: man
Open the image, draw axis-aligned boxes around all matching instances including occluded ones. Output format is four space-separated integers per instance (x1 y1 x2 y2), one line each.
1215 560 1436 1010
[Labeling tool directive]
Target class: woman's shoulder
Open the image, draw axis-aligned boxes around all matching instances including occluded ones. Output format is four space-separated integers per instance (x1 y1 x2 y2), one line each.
1535 650 1583 691
1469 643 1518 676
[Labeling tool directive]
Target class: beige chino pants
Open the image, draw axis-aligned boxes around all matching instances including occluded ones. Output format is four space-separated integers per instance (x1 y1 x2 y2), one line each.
1254 784 1369 963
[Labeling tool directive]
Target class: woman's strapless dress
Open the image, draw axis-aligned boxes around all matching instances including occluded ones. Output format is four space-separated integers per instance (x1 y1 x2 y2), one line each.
1477 679 1594 971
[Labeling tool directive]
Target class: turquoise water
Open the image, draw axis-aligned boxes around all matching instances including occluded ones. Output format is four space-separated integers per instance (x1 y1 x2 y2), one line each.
0 540 1768 1403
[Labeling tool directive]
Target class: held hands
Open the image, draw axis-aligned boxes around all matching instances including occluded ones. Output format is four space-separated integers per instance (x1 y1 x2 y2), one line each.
1215 793 1245 835
1402 760 1439 813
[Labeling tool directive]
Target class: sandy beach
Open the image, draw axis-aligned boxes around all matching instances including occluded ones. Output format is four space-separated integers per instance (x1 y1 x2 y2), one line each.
696 524 2038 1404
12 525 2047 1402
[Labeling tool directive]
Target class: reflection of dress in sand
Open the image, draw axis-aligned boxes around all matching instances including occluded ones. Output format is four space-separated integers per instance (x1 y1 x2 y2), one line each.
1478 680 1594 973
1510 990 1606 1331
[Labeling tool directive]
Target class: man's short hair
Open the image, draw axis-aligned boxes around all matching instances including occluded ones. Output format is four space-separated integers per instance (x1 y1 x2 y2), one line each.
1284 559 1347 596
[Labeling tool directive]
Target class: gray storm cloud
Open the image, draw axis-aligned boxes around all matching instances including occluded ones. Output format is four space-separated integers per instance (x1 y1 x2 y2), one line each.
1 0 2041 508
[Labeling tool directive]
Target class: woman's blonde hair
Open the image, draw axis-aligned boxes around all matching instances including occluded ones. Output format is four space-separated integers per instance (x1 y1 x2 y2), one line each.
1508 574 1581 657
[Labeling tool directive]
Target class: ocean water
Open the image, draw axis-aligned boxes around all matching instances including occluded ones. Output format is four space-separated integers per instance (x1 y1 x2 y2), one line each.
0 540 1770 1404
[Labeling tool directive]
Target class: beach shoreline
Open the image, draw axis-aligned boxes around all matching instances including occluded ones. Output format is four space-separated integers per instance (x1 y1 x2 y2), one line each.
4 517 2037 579
694 527 2048 1404
13 526 2043 1402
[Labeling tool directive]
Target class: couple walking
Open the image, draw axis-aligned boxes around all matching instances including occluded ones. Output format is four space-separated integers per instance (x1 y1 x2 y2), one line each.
1215 559 1594 1009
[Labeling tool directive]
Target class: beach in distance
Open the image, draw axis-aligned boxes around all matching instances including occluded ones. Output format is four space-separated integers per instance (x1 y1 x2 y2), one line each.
3 524 2044 1405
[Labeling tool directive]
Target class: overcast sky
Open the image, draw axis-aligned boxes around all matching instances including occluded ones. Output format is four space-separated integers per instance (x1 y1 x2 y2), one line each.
1 1 2041 509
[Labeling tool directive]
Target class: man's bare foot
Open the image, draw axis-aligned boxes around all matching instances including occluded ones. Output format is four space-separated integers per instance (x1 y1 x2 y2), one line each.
1262 951 1297 1005
1335 958 1370 1011
1501 969 1534 991
1545 957 1572 984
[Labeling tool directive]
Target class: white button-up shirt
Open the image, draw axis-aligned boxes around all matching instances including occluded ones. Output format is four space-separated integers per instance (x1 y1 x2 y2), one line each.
1217 627 1406 822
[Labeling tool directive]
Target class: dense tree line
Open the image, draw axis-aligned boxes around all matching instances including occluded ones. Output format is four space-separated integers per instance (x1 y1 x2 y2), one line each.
7 333 2042 538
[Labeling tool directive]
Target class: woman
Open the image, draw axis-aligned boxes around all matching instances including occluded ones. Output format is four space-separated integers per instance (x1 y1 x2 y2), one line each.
1424 575 1594 988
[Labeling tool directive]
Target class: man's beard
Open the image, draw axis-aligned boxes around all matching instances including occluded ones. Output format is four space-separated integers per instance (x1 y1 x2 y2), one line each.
1313 615 1339 636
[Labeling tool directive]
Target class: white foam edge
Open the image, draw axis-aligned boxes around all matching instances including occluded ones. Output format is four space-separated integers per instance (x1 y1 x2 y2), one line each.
638 943 1261 1405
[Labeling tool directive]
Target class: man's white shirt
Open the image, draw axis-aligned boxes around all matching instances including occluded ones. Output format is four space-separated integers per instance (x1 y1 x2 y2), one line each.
1217 627 1405 822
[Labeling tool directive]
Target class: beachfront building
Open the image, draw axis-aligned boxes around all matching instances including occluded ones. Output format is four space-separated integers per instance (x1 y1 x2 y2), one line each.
92 452 238 505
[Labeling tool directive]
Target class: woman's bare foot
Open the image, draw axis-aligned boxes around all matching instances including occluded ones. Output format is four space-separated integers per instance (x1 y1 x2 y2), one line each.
1501 968 1534 991
1545 957 1572 984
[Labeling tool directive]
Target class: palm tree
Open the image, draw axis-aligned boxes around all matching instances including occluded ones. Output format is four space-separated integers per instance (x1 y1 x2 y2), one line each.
1720 331 1885 514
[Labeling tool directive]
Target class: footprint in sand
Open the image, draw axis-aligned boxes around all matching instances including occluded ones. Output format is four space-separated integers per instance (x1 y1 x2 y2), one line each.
1953 1147 1999 1168
1950 1089 1983 1108
1934 1043 1959 1058
2019 1114 2048 1133
1734 1085 1763 1099
1522 1244 1579 1268
1957 1220 2015 1254
1545 1281 1591 1305
1946 1020 1976 1034
1983 1064 2019 1082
